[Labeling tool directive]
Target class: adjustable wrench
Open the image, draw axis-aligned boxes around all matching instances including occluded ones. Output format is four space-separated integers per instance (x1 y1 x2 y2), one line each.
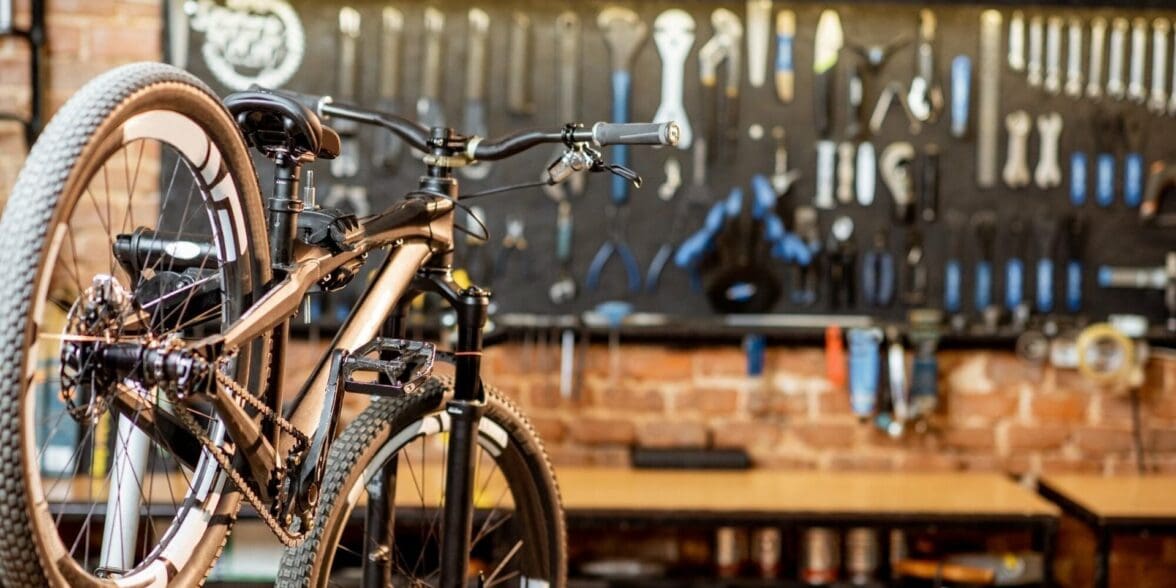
331 7 361 179
1027 15 1043 88
1003 110 1031 189
907 10 942 122
653 9 695 150
698 9 742 162
775 10 796 103
460 8 492 181
746 0 772 88
507 13 535 116
1035 113 1063 190
1065 18 1083 98
1009 11 1025 72
977 11 1002 188
416 8 446 132
1107 17 1127 100
1150 18 1170 115
1128 17 1148 104
373 8 404 173
1088 17 1107 99
1044 16 1062 95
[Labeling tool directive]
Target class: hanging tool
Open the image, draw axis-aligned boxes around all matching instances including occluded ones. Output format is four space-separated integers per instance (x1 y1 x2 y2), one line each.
1088 16 1107 99
1150 18 1170 114
507 13 535 116
944 212 965 315
825 325 847 389
919 145 939 222
1128 18 1148 104
548 201 576 304
847 34 909 110
1064 215 1086 313
1170 33 1176 116
544 12 584 304
770 127 801 197
884 327 909 434
1004 217 1028 324
1008 11 1025 72
659 158 682 201
331 7 361 179
653 9 695 150
373 7 404 173
1035 112 1063 190
814 10 843 138
950 55 971 139
1034 214 1057 314
908 309 942 418
1098 253 1176 332
837 142 855 205
746 0 771 88
1094 110 1120 207
856 142 876 206
791 207 821 306
417 7 446 133
815 140 837 209
869 82 922 136
880 142 915 223
848 328 883 420
699 8 743 164
908 10 943 122
845 60 866 140
494 216 530 283
1065 18 1083 98
1044 16 1062 94
1124 114 1145 208
972 211 997 316
1003 110 1031 189
460 8 492 181
977 11 1002 189
1027 15 1043 88
862 230 895 308
902 229 928 306
828 216 856 309
1143 160 1176 226
588 7 648 294
1071 149 1088 206
775 10 796 103
1107 17 1128 100
648 145 709 291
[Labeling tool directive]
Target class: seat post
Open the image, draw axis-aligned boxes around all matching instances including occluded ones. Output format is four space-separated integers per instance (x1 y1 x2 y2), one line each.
269 152 303 273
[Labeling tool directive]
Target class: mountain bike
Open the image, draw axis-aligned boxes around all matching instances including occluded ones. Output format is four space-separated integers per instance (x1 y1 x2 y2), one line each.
0 61 678 587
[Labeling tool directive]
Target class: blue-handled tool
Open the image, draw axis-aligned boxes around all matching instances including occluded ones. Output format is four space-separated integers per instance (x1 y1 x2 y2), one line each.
1004 217 1027 312
751 175 812 265
950 55 971 138
944 213 965 314
1093 110 1120 207
971 211 997 313
1064 215 1085 312
1070 151 1088 206
847 328 883 419
862 229 895 307
775 11 796 103
1035 215 1058 313
1123 114 1145 208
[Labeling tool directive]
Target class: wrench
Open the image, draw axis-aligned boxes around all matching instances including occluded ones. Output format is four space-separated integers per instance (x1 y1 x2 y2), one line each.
1128 17 1148 104
769 126 801 196
775 10 796 103
652 9 695 150
1027 15 1043 88
1065 17 1083 98
837 142 855 205
746 0 771 88
1151 18 1170 114
659 157 682 201
1035 112 1063 190
1088 17 1107 99
1044 16 1062 94
507 13 535 116
416 7 446 134
698 9 743 163
907 10 942 122
460 8 492 181
1003 110 1032 189
1107 17 1127 100
880 142 915 222
331 7 361 179
1009 11 1025 72
373 8 404 173
977 10 1002 188
541 12 586 201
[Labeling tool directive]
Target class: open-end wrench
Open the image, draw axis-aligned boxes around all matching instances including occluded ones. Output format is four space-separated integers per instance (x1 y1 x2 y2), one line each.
1088 17 1107 99
416 7 446 134
907 10 942 122
1065 18 1083 98
331 7 361 179
507 13 534 116
1027 15 1043 88
1150 18 1170 114
653 9 695 150
1107 17 1128 100
1044 16 1062 95
1035 112 1063 189
373 8 404 173
1128 17 1148 104
460 8 492 181
746 0 771 88
1009 11 1025 72
1003 110 1031 189
977 10 1002 189
775 10 796 103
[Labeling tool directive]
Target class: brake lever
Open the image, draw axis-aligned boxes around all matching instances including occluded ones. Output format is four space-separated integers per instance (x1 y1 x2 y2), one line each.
596 161 643 188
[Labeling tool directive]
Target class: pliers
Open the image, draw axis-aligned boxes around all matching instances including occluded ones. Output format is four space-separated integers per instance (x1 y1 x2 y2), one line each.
585 204 642 292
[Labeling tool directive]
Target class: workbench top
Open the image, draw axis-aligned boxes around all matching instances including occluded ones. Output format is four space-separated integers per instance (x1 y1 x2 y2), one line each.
1039 474 1176 522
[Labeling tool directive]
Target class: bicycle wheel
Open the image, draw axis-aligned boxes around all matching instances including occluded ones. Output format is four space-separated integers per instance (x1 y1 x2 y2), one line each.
278 378 566 587
0 63 272 586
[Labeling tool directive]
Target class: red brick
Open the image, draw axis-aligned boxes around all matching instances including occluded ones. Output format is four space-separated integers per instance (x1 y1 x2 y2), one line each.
635 420 708 448
765 392 808 416
528 416 565 444
957 454 1002 472
586 380 666 413
947 391 1019 422
816 389 852 416
565 417 635 446
792 422 857 449
525 381 569 411
828 452 895 471
900 451 961 471
986 354 1045 388
1031 392 1091 423
694 347 747 378
1007 424 1070 450
940 427 996 451
676 386 739 415
1074 426 1135 455
768 347 827 379
1150 428 1176 452
89 25 160 60
711 421 781 449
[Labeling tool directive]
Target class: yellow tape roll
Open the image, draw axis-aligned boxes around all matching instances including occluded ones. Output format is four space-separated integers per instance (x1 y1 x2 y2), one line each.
1075 323 1135 386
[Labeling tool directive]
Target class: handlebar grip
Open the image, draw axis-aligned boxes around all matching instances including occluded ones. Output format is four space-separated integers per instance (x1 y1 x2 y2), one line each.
591 122 681 147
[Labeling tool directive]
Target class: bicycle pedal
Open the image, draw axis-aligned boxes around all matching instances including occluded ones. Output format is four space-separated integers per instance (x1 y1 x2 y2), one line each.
340 338 436 396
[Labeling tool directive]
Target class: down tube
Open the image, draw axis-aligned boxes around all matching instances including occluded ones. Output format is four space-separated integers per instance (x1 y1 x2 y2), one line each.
284 241 433 444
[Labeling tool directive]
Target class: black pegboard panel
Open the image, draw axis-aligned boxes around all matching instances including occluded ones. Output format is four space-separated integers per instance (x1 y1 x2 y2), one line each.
172 1 1176 330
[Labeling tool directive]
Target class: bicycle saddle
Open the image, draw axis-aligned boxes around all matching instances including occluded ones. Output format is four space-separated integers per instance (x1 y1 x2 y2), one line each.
224 88 340 161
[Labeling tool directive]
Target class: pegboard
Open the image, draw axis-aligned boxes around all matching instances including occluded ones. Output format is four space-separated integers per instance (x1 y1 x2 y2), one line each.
170 1 1176 334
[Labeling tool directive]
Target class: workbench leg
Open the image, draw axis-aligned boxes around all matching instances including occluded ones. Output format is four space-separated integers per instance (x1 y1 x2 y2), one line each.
1036 518 1057 587
1094 527 1111 588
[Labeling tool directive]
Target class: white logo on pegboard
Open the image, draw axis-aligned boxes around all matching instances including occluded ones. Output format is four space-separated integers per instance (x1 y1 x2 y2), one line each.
186 0 305 90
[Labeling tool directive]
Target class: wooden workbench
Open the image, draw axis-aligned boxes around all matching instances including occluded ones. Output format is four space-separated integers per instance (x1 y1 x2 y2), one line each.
1038 475 1176 588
